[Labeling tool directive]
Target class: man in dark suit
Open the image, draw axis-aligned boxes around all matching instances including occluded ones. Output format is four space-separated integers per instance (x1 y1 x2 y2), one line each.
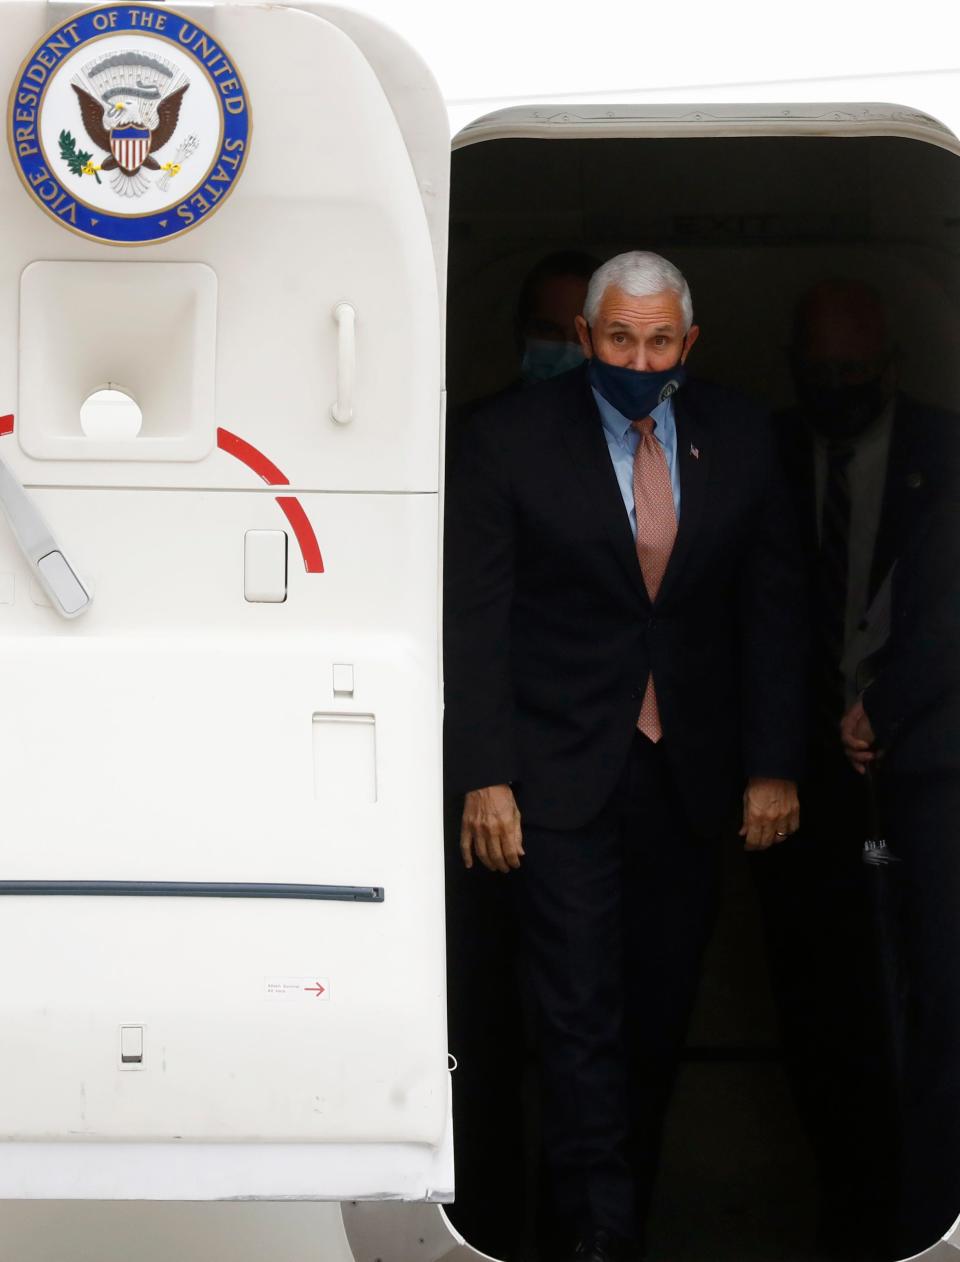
444 250 807 1262
444 249 598 1262
842 492 960 1258
754 278 960 1260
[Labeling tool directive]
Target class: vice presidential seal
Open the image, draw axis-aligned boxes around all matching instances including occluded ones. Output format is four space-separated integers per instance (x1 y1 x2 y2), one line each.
8 3 250 244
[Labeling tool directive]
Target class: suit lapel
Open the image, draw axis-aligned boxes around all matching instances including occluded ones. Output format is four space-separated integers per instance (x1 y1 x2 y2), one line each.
559 368 650 601
870 400 929 598
658 390 710 604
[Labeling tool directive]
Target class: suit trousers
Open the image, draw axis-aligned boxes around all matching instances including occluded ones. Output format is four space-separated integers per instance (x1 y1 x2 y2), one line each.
751 755 901 1261
445 793 527 1260
511 732 723 1246
881 770 960 1259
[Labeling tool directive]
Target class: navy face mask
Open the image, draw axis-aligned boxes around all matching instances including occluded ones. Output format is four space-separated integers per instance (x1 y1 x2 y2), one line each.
587 350 687 419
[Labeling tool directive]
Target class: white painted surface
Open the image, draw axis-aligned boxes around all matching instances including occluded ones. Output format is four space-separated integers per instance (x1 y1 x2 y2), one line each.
19 261 218 462
2 1 445 491
36 548 88 613
79 388 144 441
313 711 377 804
0 499 448 1151
243 529 287 603
0 456 93 617
0 0 451 1206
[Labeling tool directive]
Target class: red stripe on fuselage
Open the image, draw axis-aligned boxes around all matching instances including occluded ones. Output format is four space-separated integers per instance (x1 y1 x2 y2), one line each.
0 415 13 436
216 427 290 485
216 427 324 573
275 496 325 573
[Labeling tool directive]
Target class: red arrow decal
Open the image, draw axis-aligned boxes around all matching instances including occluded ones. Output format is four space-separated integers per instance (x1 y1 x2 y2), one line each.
276 495 324 573
217 427 289 485
303 982 326 997
216 426 324 573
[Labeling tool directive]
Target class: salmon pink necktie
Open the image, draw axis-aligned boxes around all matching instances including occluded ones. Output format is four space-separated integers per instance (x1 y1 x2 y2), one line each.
631 416 678 742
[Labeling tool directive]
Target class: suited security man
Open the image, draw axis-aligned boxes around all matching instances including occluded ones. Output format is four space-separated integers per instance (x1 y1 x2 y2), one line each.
444 251 807 1262
842 493 960 1258
753 279 960 1261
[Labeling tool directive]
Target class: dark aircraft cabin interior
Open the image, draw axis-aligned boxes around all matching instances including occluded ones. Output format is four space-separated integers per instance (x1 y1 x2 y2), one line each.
443 130 960 1262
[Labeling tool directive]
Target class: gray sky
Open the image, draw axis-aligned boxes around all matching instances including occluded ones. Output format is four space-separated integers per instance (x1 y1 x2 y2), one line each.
337 0 960 110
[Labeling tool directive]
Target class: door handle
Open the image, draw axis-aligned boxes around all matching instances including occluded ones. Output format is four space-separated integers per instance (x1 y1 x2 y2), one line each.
0 454 91 618
332 301 356 425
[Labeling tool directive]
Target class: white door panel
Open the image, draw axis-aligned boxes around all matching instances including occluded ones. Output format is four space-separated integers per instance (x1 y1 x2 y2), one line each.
0 0 450 1200
1 2 445 491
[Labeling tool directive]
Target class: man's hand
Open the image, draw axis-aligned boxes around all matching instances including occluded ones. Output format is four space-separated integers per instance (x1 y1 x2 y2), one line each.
841 698 877 775
461 784 524 874
740 777 800 851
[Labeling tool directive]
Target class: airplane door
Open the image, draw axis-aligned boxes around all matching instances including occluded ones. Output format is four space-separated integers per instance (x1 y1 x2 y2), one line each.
0 0 450 1201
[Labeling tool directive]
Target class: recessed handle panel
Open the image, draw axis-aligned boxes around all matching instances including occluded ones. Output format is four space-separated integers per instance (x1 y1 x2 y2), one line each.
331 302 356 425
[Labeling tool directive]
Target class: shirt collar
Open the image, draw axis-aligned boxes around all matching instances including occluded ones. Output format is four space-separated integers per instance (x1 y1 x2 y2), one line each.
593 386 673 445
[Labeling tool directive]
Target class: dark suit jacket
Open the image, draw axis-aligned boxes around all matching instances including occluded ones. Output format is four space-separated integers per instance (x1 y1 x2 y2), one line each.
778 393 960 617
778 392 960 776
443 363 807 835
862 495 960 776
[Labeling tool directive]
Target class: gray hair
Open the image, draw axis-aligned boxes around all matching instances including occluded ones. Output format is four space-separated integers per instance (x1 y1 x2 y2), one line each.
584 251 694 332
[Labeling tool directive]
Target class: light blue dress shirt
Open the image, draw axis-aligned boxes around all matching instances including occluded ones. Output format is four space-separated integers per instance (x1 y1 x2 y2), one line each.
593 387 681 534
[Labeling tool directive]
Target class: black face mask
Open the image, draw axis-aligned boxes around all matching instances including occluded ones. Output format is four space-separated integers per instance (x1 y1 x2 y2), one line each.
796 377 890 441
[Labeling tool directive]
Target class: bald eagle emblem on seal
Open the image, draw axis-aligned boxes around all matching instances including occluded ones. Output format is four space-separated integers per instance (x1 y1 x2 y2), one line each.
64 50 193 198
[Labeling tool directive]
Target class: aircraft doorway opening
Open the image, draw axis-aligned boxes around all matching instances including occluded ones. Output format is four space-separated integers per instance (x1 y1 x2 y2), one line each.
443 113 960 1262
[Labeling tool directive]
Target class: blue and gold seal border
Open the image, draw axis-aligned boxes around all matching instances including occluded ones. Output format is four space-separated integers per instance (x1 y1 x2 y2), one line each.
7 2 251 245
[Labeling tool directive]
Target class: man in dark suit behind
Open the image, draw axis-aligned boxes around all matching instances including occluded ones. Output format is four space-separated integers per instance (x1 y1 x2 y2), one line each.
444 250 807 1262
841 491 960 1258
754 278 960 1260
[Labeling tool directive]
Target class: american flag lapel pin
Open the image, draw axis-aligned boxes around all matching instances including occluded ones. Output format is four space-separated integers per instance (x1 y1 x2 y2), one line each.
689 442 700 460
